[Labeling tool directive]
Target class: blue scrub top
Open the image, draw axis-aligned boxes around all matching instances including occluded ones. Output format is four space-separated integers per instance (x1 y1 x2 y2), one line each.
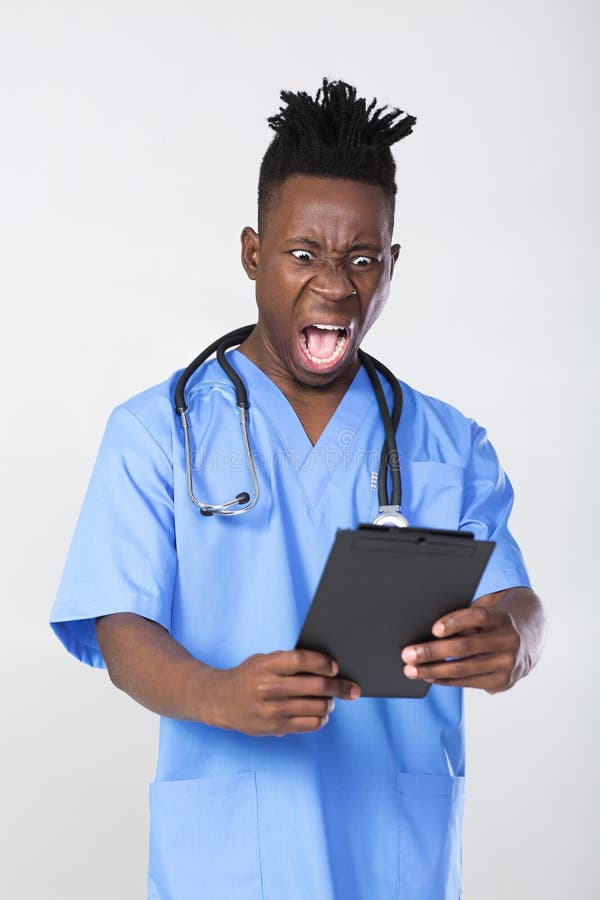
50 350 530 900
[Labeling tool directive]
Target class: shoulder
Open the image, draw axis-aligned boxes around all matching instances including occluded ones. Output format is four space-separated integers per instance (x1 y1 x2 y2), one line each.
103 371 180 463
400 380 474 430
106 357 231 464
398 379 479 463
119 368 182 422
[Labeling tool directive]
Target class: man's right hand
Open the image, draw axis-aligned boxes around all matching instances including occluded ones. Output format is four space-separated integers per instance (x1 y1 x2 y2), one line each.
201 649 361 737
96 615 360 737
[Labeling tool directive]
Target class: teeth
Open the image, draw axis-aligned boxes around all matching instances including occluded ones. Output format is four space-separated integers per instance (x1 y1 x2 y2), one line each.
300 330 348 365
313 323 345 330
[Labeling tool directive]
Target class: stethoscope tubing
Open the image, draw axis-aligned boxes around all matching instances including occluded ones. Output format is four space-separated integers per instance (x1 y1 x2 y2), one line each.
358 350 403 510
174 325 406 523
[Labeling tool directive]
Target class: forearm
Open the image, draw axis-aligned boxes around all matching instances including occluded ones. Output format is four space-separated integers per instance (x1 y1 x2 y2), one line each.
95 613 217 723
475 586 546 676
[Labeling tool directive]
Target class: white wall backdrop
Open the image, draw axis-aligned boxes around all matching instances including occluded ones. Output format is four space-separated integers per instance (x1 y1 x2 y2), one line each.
1 1 598 897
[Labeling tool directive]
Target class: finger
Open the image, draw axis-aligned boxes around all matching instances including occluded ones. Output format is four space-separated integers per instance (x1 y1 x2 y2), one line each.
268 649 339 677
271 715 330 736
270 696 336 718
424 671 509 691
404 652 510 682
402 629 516 665
281 674 360 701
431 605 497 638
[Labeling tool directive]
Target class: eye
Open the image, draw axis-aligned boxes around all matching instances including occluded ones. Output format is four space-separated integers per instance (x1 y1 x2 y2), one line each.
351 255 376 267
290 249 315 262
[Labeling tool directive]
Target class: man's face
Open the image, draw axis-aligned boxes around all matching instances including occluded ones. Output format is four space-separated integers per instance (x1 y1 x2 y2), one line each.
241 174 400 387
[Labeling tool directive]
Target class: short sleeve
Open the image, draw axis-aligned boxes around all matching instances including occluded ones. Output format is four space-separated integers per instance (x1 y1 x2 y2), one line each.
459 421 531 598
50 405 176 668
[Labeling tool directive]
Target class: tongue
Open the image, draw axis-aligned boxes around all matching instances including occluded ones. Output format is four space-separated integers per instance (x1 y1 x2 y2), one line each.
304 326 340 359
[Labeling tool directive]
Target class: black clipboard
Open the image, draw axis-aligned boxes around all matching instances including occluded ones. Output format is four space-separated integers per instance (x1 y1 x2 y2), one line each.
295 525 495 698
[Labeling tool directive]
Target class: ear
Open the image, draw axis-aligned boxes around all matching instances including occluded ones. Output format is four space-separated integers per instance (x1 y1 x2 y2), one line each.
241 227 261 280
389 243 401 281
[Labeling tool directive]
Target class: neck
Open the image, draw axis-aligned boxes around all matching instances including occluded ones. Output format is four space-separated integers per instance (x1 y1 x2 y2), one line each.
237 327 360 445
238 326 359 399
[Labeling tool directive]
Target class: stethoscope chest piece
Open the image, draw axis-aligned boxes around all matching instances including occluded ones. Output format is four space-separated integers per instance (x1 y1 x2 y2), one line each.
372 506 410 528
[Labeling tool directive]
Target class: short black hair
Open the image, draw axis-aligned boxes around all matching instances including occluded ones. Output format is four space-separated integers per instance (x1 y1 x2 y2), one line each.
257 77 416 234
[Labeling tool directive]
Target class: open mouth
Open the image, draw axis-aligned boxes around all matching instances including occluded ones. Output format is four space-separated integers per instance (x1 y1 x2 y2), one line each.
299 323 350 369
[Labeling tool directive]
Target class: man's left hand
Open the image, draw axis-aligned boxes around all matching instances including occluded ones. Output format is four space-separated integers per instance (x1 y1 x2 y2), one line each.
401 587 544 693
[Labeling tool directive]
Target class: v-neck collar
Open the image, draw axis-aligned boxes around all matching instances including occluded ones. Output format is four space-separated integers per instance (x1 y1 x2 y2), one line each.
228 348 377 480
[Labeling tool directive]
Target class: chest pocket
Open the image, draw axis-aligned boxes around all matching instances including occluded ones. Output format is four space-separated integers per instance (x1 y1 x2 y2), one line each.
402 462 465 531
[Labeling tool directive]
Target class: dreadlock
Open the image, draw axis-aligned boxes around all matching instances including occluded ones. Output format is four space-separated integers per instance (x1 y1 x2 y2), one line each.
257 78 416 234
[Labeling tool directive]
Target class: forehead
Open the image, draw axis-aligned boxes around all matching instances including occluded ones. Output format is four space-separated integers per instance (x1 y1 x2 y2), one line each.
264 175 391 244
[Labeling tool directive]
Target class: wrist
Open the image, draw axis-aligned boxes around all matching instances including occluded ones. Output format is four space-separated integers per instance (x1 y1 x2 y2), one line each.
183 661 223 726
497 587 545 676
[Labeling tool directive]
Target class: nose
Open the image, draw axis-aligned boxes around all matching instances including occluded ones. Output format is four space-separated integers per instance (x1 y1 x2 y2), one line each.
309 260 357 302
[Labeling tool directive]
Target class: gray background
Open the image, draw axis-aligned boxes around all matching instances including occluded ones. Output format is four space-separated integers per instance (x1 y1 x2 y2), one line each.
1 1 598 897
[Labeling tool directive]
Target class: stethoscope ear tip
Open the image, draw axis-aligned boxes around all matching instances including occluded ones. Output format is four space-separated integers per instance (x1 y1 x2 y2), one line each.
236 492 250 504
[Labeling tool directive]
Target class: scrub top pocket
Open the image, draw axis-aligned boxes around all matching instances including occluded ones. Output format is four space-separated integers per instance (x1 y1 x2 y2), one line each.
402 462 465 531
148 771 263 900
397 772 465 900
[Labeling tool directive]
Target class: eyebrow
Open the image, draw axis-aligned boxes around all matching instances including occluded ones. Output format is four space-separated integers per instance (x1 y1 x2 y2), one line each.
285 236 382 253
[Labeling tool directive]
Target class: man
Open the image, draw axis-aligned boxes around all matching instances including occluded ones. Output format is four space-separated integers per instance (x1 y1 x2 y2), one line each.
50 79 544 899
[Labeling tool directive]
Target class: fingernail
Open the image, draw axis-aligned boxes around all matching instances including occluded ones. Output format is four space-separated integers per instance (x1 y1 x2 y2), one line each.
402 648 417 662
350 685 361 700
331 661 339 675
328 699 336 713
404 665 418 678
433 623 445 636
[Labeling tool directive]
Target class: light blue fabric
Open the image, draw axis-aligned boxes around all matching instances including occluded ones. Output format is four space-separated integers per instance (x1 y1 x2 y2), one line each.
50 350 531 900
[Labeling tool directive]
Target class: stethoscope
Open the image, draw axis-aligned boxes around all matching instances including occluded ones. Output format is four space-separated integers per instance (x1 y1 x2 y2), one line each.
174 324 409 527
